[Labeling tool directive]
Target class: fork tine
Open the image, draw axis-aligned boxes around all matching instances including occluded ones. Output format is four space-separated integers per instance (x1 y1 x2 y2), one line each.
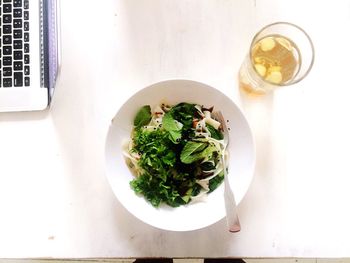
212 111 229 147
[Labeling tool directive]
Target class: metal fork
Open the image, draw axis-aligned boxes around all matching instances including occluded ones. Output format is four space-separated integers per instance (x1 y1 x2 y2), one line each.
212 111 241 232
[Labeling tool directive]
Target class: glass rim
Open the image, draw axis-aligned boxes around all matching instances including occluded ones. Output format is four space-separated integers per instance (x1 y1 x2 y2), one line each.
249 21 315 87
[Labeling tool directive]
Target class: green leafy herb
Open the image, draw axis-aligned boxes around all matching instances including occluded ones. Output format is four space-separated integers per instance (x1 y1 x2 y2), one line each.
133 105 152 128
170 103 198 129
128 102 226 207
180 141 217 164
180 141 207 164
207 124 223 140
209 171 224 192
163 112 182 143
163 111 181 131
130 128 188 207
200 161 216 171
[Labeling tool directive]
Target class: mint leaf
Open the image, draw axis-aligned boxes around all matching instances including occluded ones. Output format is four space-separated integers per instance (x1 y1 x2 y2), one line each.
134 105 152 127
171 103 197 129
180 141 208 164
168 130 182 143
200 145 217 160
163 112 181 131
163 111 183 143
180 141 218 164
207 124 223 140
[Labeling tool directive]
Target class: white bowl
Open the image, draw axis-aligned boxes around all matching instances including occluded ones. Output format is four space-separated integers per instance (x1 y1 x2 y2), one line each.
105 79 255 231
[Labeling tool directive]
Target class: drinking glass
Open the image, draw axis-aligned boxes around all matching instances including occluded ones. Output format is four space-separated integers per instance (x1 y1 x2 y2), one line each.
239 22 315 95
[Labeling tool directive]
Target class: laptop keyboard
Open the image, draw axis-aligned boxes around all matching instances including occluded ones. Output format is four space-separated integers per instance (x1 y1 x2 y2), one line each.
0 0 30 88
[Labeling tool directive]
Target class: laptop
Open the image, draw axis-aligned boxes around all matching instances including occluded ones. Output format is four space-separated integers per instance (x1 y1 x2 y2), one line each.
0 0 60 112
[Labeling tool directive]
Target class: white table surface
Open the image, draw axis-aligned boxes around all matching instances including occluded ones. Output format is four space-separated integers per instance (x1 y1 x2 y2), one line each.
1 0 350 259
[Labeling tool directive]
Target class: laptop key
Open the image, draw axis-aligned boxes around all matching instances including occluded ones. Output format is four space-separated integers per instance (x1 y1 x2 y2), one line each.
3 46 12 55
3 78 12 87
3 56 12 66
14 19 22 28
24 65 29 75
14 0 22 8
3 25 12 34
13 29 22 39
24 0 29 9
24 43 29 53
13 9 23 18
24 11 29 20
3 4 12 13
24 77 30 86
3 35 12 45
24 54 29 64
24 21 29 31
14 61 23 71
24 32 29 42
14 50 22 60
14 72 23 87
3 14 12 24
14 40 22 49
3 67 12 76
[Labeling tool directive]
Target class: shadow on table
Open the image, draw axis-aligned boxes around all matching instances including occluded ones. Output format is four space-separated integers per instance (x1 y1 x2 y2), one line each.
239 88 275 181
0 108 49 122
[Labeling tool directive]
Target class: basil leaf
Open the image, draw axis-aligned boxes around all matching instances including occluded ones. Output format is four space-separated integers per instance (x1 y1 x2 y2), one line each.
134 105 152 128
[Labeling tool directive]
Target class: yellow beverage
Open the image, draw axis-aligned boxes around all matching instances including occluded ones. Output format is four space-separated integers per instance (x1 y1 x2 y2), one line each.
239 35 301 95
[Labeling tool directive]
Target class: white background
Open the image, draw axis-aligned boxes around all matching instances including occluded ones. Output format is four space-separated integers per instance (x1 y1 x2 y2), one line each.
0 0 349 258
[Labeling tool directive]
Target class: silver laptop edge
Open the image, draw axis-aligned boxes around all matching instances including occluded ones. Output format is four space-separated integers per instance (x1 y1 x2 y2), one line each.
42 0 61 105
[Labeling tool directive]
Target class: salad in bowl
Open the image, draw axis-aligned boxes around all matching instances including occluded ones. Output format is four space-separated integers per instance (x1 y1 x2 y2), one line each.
125 102 227 207
105 79 255 231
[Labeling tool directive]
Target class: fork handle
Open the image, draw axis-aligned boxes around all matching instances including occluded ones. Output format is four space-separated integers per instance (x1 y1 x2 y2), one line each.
224 180 241 232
